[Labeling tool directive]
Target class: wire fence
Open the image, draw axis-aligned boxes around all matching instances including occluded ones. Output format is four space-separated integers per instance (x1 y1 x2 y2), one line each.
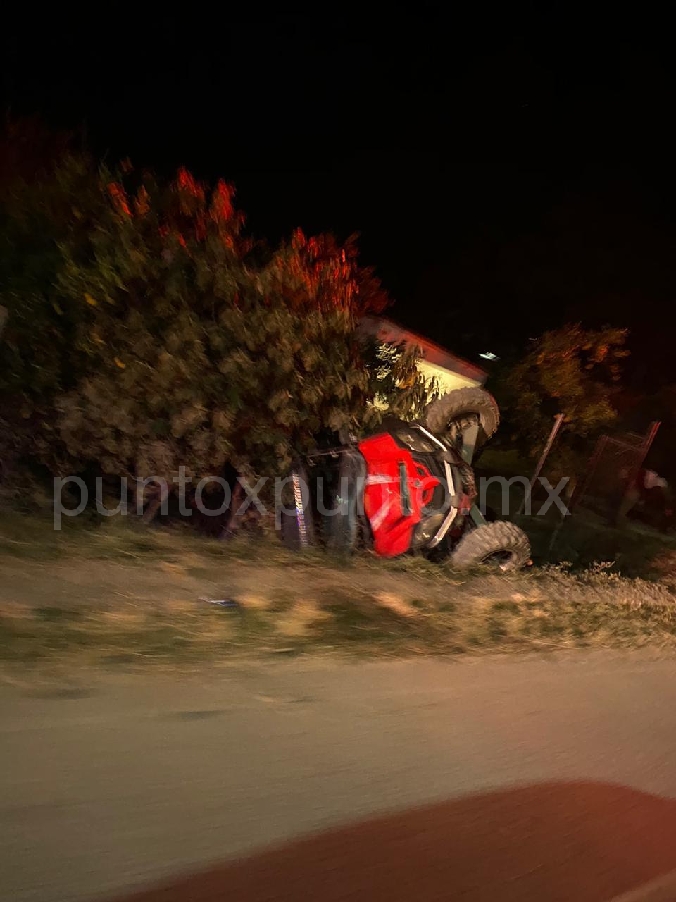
572 422 660 521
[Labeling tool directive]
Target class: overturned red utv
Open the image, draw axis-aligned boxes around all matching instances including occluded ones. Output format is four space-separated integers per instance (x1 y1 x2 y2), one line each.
281 388 531 571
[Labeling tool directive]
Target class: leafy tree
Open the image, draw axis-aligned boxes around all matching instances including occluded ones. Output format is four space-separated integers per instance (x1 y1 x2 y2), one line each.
44 166 398 492
497 324 629 474
1 130 437 518
363 339 438 421
0 155 104 405
0 121 107 475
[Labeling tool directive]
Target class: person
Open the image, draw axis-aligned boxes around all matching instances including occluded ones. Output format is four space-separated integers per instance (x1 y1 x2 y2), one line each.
615 467 673 532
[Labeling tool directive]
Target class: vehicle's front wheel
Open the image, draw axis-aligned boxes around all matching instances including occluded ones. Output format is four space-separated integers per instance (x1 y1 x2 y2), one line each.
449 521 531 571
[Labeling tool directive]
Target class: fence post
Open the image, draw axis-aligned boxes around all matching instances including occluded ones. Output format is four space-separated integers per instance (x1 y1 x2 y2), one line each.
517 413 565 517
614 420 661 523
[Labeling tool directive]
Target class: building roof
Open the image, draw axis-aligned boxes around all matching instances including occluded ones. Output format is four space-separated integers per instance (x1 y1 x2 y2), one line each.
359 316 487 384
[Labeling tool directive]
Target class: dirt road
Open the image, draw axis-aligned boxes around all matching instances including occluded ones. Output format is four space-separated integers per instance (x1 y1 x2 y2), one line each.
2 652 676 902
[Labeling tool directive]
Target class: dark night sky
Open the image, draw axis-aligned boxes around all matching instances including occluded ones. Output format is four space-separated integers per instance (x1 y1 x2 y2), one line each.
4 8 676 381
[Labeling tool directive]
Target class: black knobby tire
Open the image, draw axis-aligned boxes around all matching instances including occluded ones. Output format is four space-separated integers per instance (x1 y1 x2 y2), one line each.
325 450 365 555
450 521 531 571
424 387 499 440
280 464 315 550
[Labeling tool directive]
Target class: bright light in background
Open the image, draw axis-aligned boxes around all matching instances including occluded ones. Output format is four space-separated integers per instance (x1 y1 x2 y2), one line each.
480 351 498 361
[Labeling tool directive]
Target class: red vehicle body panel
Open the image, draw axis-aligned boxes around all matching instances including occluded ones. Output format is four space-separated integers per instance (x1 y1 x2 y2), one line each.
358 433 441 557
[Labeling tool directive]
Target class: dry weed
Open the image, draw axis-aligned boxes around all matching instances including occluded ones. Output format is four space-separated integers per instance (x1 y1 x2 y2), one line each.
236 593 272 611
373 592 418 618
275 600 331 638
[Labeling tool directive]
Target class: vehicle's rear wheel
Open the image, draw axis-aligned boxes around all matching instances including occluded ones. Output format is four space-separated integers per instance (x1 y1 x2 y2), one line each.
449 520 531 571
424 387 499 442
